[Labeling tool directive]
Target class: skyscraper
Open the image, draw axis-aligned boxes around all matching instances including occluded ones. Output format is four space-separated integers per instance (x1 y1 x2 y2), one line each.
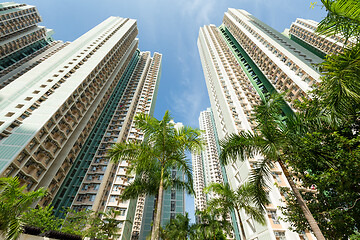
197 8 320 240
0 6 162 239
192 108 238 239
0 2 65 89
192 108 224 213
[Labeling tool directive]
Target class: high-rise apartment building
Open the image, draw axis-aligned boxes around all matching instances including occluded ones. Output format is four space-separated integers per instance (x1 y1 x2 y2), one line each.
192 108 224 212
0 6 163 239
197 8 321 240
287 18 347 58
192 108 238 239
192 149 206 212
0 2 65 89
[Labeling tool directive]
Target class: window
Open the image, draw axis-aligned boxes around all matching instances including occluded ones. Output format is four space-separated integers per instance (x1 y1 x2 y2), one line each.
171 190 176 200
268 210 280 224
273 173 282 183
119 208 126 216
171 201 176 211
113 185 120 191
117 221 124 228
89 194 96 202
274 231 286 240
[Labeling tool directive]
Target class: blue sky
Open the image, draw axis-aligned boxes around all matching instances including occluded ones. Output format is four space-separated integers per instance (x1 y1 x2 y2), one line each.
21 0 326 221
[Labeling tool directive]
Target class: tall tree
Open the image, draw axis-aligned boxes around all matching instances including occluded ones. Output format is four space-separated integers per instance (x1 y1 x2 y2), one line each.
205 182 266 240
219 95 326 240
108 111 201 240
0 177 46 240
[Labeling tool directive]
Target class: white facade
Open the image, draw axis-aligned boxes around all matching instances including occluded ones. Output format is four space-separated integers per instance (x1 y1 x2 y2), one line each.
192 151 206 212
192 109 224 212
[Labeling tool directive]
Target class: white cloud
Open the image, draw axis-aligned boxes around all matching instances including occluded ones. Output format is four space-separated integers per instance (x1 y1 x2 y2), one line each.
178 0 217 25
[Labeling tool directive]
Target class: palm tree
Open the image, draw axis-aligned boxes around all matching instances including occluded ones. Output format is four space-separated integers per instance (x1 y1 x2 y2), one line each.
100 209 124 240
193 210 232 240
0 177 46 240
219 95 326 240
205 182 266 240
160 212 192 240
108 111 201 240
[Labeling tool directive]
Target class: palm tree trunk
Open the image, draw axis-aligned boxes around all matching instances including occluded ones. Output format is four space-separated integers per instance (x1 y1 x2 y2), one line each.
151 168 164 240
278 159 325 240
235 207 247 240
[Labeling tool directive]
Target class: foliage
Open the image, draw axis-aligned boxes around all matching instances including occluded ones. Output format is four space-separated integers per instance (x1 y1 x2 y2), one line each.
0 177 46 240
160 212 192 240
97 208 123 240
192 210 231 240
279 190 310 233
204 182 266 239
350 232 360 240
22 206 62 233
60 208 122 239
280 113 360 239
22 205 122 239
219 92 328 239
60 208 90 236
317 0 360 43
108 111 201 240
219 94 286 209
160 211 231 240
278 1 360 236
317 44 360 116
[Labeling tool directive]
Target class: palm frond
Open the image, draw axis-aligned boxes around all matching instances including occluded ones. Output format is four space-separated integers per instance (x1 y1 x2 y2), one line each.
107 141 142 164
120 176 159 200
219 132 262 165
248 158 272 208
6 218 22 240
175 126 203 152
318 0 360 43
318 44 360 116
